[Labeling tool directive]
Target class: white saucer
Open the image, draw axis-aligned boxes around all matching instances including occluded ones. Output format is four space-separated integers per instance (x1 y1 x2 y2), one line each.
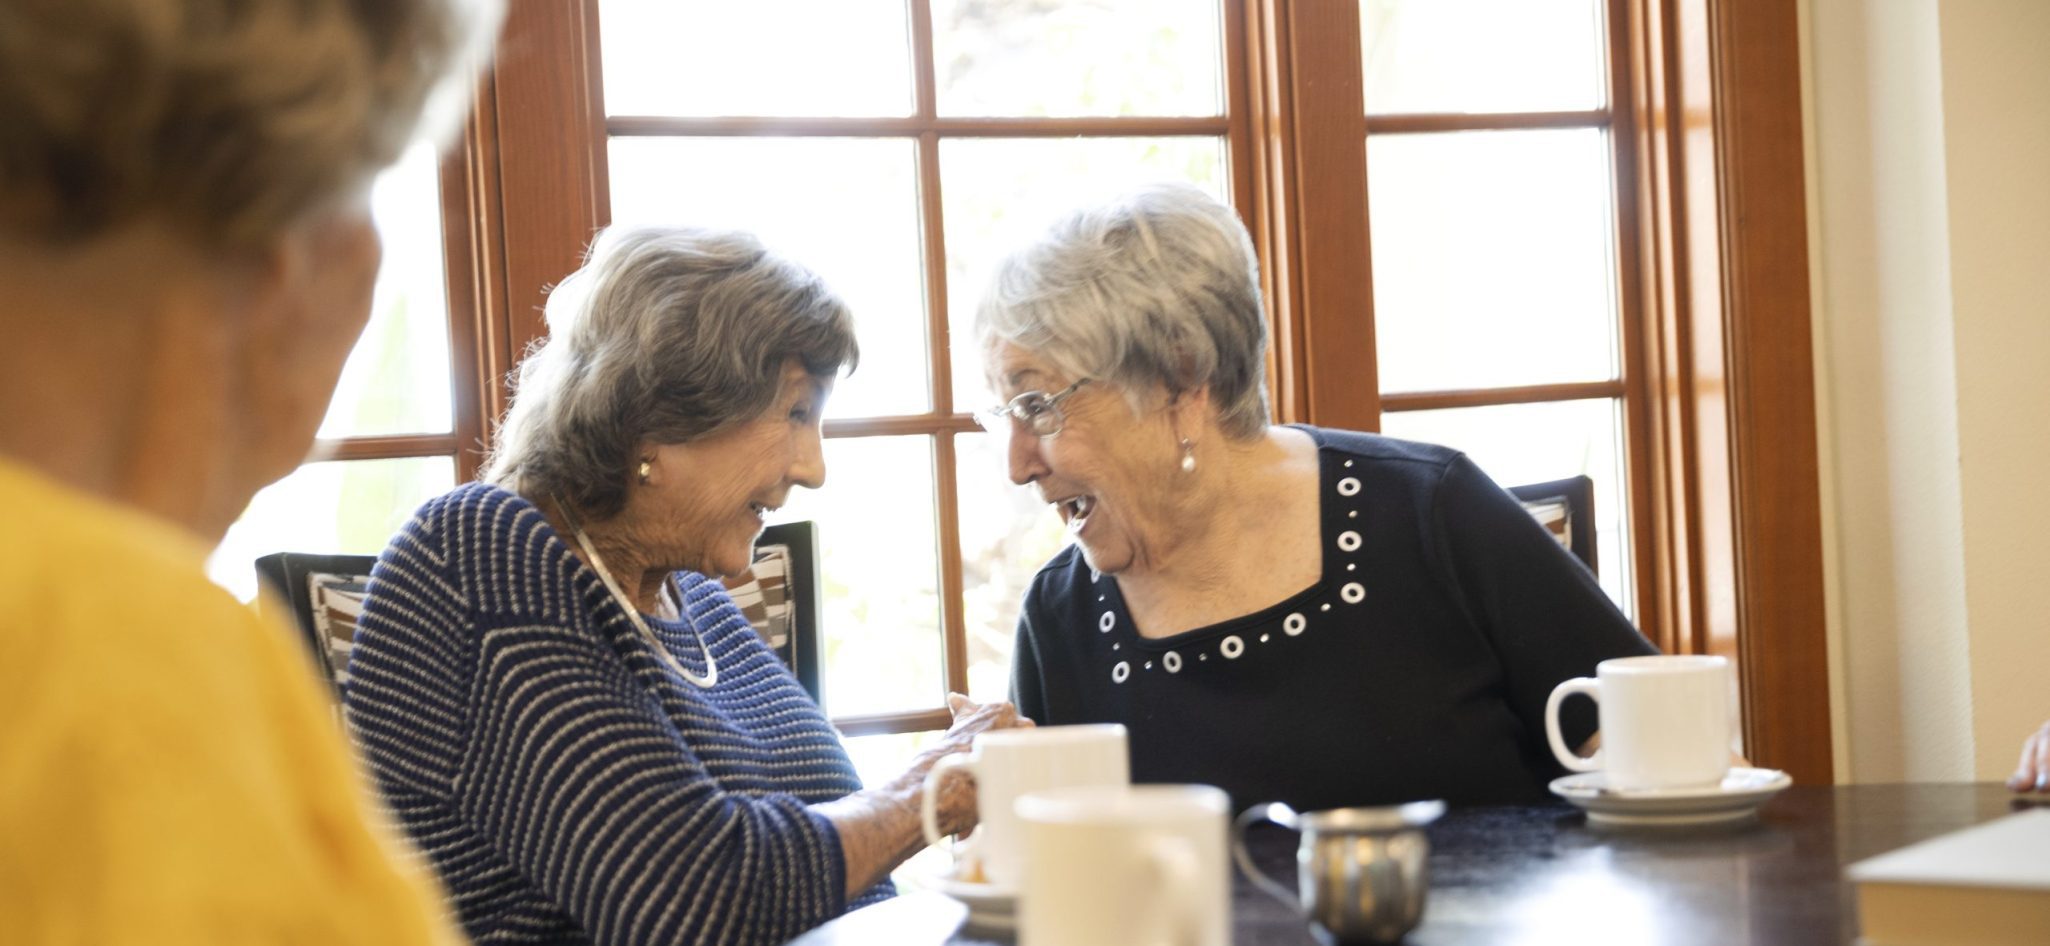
1549 767 1792 827
928 874 1017 933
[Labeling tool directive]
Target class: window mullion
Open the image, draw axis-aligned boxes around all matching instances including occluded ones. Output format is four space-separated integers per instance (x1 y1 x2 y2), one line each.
1242 0 1377 432
911 1 966 701
909 0 937 121
312 434 460 462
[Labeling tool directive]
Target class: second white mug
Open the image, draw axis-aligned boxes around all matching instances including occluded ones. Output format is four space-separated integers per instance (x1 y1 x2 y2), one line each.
1016 784 1231 946
1544 654 1733 792
920 723 1129 888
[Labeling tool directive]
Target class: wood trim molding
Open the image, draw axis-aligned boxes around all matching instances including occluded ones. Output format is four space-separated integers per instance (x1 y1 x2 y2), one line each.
1243 0 1377 431
1240 0 1304 423
1364 109 1611 134
489 0 609 364
1627 0 1832 784
1380 380 1627 413
1606 0 1663 649
1222 0 1265 410
607 115 1229 138
310 434 459 463
1705 0 1831 785
834 708 955 738
907 0 969 699
444 67 510 482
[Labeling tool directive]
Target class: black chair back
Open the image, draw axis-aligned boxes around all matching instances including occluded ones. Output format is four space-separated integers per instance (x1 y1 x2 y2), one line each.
1507 476 1598 576
257 530 830 710
254 552 378 702
722 521 826 708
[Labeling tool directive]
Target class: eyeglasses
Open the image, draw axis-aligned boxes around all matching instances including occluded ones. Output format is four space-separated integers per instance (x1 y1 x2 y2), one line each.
977 378 1094 438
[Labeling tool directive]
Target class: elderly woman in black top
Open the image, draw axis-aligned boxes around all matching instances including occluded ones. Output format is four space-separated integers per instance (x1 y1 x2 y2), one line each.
977 184 1658 811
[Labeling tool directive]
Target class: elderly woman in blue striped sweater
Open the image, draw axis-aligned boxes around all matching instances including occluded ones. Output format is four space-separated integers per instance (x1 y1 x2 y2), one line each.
345 225 1029 946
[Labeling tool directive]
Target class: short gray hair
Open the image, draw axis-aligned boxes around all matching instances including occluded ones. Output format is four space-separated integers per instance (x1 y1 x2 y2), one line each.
0 0 500 247
974 183 1271 440
484 226 859 519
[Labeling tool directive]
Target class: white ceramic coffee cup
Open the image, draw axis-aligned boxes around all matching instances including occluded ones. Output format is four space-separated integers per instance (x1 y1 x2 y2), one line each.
1545 654 1733 792
1015 784 1231 946
920 723 1129 888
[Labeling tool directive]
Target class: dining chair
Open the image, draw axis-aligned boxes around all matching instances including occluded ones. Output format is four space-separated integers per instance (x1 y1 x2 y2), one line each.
721 520 826 708
1506 475 1597 576
253 551 378 706
259 524 828 710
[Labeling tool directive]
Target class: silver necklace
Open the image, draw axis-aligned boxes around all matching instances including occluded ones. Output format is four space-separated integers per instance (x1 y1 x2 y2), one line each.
555 497 718 689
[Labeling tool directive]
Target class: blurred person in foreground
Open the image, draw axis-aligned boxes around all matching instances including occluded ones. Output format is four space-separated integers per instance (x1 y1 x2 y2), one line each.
979 184 1661 812
0 0 499 940
344 225 1030 946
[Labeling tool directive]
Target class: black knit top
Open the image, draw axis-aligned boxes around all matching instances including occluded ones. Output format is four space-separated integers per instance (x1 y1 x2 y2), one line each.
1010 427 1658 811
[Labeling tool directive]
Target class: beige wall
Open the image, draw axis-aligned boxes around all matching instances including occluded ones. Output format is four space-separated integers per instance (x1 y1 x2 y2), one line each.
1940 0 2050 781
1806 0 2050 783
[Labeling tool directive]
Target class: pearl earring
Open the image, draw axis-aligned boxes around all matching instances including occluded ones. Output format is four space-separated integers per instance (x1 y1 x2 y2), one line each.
637 460 652 484
1179 438 1196 474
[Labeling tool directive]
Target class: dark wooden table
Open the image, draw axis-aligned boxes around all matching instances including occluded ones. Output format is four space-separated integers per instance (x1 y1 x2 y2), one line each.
790 783 2040 945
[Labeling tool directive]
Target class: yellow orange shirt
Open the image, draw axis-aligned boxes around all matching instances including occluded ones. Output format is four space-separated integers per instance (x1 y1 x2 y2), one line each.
0 458 460 944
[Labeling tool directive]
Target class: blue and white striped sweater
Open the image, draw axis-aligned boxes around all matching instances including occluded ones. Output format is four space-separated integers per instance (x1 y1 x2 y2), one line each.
345 483 890 945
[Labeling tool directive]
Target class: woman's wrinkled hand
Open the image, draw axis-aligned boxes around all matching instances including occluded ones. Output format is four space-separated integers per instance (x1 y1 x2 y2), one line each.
941 691 1033 746
2008 720 2050 793
921 693 1033 838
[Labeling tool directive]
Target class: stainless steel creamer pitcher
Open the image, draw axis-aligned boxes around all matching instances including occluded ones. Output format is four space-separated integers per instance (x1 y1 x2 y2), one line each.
1231 799 1446 945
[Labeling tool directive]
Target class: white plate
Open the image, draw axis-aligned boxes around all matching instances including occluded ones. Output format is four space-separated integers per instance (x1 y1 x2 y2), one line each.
1549 767 1793 827
928 874 1017 933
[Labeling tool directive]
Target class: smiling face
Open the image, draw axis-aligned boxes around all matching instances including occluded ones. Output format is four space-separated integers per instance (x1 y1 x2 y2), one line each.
632 358 831 579
985 341 1186 577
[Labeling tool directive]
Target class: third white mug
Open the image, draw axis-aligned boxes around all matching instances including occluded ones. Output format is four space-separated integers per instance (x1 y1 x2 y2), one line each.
1544 654 1732 792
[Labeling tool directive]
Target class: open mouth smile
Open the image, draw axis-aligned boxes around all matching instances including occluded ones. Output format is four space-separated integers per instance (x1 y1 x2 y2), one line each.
1054 494 1096 533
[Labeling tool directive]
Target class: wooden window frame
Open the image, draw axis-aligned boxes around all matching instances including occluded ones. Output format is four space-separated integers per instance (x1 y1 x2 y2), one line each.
454 0 1831 781
302 136 499 489
1256 0 1827 783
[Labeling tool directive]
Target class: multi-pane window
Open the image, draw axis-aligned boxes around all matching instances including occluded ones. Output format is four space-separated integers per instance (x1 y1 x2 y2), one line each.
197 0 1832 788
595 0 1238 777
1360 0 1637 611
220 1 1642 715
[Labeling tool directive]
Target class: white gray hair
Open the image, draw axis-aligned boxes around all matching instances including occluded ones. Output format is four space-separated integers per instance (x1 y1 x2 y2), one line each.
0 0 500 247
484 226 859 519
974 183 1271 440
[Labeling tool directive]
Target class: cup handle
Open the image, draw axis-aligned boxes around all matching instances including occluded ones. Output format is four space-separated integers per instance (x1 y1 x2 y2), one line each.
1231 802 1300 907
1140 836 1201 946
1545 677 1603 772
920 753 975 849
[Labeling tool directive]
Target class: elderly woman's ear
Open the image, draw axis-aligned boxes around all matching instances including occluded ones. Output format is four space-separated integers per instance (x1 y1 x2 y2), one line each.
1166 385 1218 463
630 437 674 488
1165 385 1216 426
